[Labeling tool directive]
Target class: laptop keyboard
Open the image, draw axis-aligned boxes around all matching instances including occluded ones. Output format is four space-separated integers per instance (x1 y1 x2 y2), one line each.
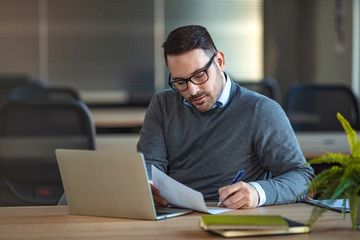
155 207 190 216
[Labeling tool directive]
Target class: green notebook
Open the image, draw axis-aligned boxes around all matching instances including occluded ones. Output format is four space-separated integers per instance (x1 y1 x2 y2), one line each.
199 215 310 238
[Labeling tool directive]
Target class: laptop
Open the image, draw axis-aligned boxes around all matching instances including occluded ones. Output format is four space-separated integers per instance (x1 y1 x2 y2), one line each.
55 149 192 220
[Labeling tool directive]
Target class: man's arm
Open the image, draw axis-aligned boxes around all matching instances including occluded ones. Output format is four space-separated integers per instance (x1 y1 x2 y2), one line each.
137 93 169 178
250 98 314 205
218 97 314 208
137 93 171 205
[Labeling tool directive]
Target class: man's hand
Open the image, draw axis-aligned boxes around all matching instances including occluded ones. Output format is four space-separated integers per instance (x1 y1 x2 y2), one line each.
218 181 259 209
149 180 168 207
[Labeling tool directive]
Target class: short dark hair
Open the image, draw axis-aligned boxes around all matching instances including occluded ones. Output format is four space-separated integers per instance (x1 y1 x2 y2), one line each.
162 25 217 62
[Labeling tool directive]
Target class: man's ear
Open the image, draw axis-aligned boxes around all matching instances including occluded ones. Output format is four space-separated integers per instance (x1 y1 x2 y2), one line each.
215 51 225 72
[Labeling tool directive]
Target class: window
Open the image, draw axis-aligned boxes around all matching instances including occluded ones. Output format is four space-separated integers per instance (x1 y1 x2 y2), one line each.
0 0 263 105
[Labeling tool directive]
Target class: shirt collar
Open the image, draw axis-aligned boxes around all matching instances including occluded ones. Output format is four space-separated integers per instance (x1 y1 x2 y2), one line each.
215 72 231 108
183 72 231 109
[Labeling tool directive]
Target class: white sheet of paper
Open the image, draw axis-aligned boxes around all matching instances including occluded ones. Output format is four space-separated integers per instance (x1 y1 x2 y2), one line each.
151 165 231 214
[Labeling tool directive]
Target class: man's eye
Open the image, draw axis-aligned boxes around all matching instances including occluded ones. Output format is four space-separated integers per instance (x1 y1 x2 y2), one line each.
175 80 186 86
193 72 205 79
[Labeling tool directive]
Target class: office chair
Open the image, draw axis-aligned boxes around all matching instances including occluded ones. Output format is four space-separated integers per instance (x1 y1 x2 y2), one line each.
0 75 31 105
237 77 282 104
284 83 360 131
0 100 96 206
47 87 81 101
9 83 81 101
8 81 48 100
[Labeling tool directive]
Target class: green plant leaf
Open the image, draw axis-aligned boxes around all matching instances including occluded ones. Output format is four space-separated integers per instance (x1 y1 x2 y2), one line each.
348 192 358 230
331 178 353 200
306 206 328 229
341 199 347 219
307 152 350 167
306 113 360 230
308 166 343 195
337 113 360 157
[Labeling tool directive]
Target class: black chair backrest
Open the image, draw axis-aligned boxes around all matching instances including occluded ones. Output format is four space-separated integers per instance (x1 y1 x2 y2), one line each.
9 83 81 101
237 77 282 104
8 81 48 100
0 75 31 105
284 84 360 131
47 87 81 101
0 100 96 206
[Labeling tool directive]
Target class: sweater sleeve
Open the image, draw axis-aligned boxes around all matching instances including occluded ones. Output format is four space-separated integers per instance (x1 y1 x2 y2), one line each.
251 98 314 205
137 94 169 179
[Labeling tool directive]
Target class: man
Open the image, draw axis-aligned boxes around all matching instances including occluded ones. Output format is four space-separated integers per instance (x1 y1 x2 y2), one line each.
137 25 313 209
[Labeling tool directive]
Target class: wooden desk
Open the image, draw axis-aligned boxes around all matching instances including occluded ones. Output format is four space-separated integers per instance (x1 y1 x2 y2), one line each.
0 203 358 239
90 108 147 128
96 134 140 151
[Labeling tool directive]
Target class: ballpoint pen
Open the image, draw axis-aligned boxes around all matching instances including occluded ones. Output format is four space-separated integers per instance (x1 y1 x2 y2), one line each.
217 169 245 207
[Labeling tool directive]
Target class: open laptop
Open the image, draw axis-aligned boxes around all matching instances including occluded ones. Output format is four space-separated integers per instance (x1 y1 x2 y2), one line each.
55 149 192 220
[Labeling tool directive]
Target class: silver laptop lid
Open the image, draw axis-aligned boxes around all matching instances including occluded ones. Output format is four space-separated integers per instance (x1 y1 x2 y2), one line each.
56 149 157 220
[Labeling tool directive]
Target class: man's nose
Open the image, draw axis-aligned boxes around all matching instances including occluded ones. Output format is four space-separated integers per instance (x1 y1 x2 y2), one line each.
187 81 200 95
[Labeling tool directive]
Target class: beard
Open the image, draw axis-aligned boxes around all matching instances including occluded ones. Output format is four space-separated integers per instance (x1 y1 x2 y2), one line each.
185 66 225 112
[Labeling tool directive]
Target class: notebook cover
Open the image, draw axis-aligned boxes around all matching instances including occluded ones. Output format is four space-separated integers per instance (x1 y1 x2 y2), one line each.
200 216 310 238
200 215 289 230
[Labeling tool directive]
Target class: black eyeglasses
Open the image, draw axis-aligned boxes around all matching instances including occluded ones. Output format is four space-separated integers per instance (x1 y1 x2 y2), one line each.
168 52 217 92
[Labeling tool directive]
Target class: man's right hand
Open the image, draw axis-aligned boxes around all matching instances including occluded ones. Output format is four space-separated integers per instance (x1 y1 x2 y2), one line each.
149 180 168 206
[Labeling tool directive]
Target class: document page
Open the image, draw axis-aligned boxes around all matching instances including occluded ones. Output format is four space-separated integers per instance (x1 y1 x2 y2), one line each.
151 165 231 214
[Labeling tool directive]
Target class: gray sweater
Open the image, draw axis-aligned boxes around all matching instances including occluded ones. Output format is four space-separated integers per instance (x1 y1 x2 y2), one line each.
137 80 314 205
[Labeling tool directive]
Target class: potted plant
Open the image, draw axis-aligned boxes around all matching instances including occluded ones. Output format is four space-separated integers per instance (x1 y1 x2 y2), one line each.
306 113 360 230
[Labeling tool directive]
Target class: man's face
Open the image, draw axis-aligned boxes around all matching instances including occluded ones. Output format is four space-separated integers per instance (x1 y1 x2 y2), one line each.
167 49 226 112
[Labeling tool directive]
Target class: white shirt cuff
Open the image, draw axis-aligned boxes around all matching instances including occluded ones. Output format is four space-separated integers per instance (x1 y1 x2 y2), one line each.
249 182 266 207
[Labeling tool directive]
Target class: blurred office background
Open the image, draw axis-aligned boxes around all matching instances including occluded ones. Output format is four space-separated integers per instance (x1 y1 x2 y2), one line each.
0 0 359 206
0 0 359 106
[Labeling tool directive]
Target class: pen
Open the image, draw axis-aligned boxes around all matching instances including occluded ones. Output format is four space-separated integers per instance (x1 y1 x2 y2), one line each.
217 169 245 207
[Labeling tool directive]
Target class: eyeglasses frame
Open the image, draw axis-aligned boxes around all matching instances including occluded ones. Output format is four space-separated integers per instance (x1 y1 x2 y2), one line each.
168 52 217 92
